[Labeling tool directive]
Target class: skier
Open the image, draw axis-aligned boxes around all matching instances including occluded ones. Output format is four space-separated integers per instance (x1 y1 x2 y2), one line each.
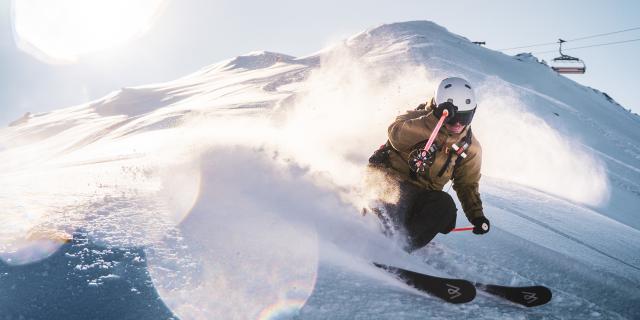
367 77 489 251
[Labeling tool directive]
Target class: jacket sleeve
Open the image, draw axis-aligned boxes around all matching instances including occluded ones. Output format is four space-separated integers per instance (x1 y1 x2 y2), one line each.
451 141 484 222
387 110 432 153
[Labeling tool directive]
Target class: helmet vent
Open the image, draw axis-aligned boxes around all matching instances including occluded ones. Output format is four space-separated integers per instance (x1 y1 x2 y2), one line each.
444 84 452 89
465 84 472 89
466 99 471 104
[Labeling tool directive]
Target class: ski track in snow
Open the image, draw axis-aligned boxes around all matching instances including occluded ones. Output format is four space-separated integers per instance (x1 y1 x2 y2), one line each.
1 21 640 319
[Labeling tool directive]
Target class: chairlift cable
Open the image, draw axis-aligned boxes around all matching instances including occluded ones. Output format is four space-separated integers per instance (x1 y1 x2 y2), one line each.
533 37 640 54
566 26 640 42
498 26 640 50
498 41 557 51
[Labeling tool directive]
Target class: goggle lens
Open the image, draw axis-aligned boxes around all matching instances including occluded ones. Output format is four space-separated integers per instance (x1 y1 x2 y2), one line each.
447 108 475 125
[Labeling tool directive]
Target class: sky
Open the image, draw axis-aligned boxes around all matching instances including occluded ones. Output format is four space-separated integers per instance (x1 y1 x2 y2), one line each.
1 0 639 125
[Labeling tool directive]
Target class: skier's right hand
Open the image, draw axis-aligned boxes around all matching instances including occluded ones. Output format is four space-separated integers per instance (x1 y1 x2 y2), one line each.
471 216 490 235
433 101 456 120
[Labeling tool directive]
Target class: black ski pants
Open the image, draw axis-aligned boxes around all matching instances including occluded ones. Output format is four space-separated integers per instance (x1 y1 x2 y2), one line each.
382 179 457 252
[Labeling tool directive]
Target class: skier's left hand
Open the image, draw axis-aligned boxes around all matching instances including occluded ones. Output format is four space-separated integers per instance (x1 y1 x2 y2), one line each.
471 216 490 235
433 101 457 119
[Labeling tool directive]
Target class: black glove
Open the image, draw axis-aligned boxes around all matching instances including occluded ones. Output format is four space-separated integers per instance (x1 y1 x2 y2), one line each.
433 101 457 120
471 216 490 235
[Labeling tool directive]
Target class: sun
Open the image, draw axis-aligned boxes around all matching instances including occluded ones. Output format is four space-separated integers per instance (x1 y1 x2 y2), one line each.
12 0 167 63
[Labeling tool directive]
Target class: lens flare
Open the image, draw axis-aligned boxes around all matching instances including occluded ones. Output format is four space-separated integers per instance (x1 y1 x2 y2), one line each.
145 148 319 320
0 230 71 266
11 0 167 63
258 299 307 320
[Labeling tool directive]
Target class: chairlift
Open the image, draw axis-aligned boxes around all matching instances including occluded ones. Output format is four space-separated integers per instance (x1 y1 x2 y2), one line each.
550 39 586 74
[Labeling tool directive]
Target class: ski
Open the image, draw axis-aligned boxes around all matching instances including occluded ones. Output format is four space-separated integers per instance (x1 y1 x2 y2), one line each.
373 263 476 304
374 262 552 307
475 283 552 307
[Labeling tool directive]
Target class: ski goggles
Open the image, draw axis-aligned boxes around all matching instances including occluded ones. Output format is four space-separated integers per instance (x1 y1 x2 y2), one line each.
447 107 476 125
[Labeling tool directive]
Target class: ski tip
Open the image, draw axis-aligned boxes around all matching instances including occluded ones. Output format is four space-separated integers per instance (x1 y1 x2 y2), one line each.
448 289 476 304
477 283 552 307
526 286 552 307
514 285 552 307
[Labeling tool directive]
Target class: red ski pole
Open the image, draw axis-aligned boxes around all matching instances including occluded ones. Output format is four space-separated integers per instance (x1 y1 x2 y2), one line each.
423 109 449 153
451 226 474 232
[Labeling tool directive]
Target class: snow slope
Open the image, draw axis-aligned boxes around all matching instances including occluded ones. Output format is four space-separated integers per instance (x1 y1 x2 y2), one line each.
1 21 639 319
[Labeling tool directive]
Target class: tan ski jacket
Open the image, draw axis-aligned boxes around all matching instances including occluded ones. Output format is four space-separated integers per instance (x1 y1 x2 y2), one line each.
386 101 484 222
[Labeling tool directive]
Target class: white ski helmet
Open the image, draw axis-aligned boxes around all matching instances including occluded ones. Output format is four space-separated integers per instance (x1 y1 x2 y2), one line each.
434 77 477 125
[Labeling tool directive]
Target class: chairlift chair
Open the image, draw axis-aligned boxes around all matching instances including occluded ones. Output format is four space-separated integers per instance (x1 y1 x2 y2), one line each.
551 39 586 74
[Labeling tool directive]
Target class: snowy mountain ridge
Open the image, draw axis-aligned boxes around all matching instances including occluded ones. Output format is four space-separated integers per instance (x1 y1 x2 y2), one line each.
1 21 639 319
